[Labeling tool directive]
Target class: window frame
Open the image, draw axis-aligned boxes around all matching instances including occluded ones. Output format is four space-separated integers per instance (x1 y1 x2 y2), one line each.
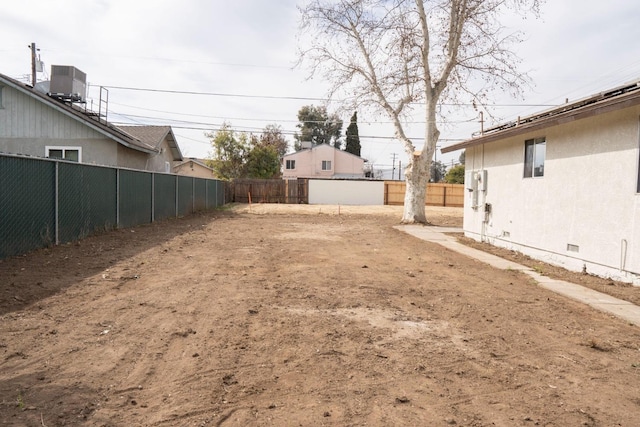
45 146 82 162
321 160 332 171
285 159 296 170
523 137 545 178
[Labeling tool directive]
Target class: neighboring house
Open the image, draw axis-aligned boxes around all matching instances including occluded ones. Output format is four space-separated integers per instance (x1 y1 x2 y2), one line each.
173 157 215 178
0 72 182 172
442 80 640 284
282 143 365 179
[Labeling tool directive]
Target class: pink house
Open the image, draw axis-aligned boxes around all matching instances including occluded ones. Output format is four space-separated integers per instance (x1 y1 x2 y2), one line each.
282 144 365 179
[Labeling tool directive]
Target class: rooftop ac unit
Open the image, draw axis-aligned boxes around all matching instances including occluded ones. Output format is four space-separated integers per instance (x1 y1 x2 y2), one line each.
50 65 87 102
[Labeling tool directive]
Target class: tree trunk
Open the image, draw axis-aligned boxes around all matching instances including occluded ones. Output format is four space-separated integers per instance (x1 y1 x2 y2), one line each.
401 154 430 224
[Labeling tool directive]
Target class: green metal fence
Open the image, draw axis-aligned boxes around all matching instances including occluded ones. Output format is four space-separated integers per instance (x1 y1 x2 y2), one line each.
58 163 117 243
0 154 225 260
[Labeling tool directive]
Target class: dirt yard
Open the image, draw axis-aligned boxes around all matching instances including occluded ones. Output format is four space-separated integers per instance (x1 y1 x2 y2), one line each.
1 204 639 426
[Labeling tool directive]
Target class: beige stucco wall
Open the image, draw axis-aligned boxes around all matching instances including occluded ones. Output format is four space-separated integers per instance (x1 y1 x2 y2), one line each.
282 144 364 179
173 161 214 178
463 106 640 284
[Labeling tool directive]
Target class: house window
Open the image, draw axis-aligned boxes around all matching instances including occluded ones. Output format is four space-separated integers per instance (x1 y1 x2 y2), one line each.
321 160 332 171
46 146 82 162
523 137 545 178
286 159 296 170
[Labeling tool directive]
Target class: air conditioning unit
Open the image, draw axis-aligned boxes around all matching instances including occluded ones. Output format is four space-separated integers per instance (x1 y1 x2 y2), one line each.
50 65 87 102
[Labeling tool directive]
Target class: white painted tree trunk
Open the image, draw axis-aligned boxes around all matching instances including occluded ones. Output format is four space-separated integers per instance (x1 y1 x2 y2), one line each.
401 157 430 223
401 98 439 224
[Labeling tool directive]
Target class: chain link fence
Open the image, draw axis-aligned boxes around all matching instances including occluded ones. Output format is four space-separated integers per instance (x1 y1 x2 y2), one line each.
0 153 225 260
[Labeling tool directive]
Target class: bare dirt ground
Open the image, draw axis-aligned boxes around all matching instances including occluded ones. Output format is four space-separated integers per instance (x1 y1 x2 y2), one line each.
1 204 639 426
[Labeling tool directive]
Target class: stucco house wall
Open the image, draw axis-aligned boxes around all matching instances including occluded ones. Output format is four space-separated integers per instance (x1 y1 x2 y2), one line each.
173 159 215 178
282 144 364 179
462 105 640 284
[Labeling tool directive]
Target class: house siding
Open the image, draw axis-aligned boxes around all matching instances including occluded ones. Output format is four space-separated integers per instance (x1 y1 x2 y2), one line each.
464 106 640 284
0 84 118 163
282 144 364 179
0 83 178 173
0 85 100 140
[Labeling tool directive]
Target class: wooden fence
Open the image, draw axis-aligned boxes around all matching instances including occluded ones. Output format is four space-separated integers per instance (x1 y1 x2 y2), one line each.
384 181 464 207
227 178 308 204
226 178 463 207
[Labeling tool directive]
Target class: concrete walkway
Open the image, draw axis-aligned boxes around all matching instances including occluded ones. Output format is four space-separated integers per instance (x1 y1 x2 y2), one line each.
396 225 640 327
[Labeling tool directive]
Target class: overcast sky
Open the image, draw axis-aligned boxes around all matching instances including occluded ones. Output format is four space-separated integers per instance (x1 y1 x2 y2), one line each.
2 0 640 172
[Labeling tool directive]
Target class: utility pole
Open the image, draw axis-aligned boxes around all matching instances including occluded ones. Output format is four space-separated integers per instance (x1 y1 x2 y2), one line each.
398 160 402 181
29 42 37 87
390 153 397 180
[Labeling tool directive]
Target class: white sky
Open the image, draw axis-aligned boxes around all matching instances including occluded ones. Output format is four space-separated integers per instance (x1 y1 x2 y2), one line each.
2 0 640 172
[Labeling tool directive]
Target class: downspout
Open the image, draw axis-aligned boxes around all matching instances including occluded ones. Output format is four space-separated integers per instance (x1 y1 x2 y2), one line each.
480 143 486 242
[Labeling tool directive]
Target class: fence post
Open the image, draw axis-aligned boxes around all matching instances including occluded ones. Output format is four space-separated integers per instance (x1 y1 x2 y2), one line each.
151 173 155 222
175 175 179 218
443 186 447 207
54 162 59 245
384 182 388 205
116 168 121 228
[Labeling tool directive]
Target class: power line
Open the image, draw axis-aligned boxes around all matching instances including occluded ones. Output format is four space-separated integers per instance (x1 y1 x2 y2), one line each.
100 85 559 107
103 85 329 102
111 109 478 126
108 114 464 143
105 100 478 125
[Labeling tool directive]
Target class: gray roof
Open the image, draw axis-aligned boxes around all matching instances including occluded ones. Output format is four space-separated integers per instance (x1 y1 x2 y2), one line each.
442 80 640 153
116 125 183 161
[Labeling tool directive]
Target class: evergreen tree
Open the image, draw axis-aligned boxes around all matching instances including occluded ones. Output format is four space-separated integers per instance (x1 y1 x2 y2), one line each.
345 111 361 156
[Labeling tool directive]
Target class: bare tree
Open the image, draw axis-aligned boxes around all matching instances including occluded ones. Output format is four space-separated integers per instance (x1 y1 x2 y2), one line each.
298 0 541 223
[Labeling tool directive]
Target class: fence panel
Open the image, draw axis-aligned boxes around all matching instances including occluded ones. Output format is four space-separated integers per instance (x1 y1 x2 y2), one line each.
285 179 298 203
227 179 307 204
434 183 464 207
119 169 153 228
0 156 56 258
232 179 287 203
385 181 406 205
216 180 225 207
58 163 117 243
206 180 217 210
177 176 194 216
194 178 207 211
154 173 177 221
384 181 464 207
